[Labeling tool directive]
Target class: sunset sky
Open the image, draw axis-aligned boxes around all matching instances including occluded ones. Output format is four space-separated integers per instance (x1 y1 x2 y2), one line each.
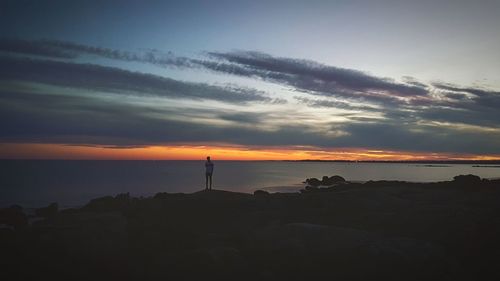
1 0 500 160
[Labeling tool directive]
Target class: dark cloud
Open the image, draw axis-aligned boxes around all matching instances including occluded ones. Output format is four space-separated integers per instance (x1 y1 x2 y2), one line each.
2 88 499 154
331 121 500 154
0 38 77 58
443 92 468 101
433 83 500 108
0 39 430 106
402 76 428 88
206 51 429 97
1 38 499 154
0 38 193 68
294 96 377 111
0 56 273 104
0 89 332 147
39 39 194 68
433 83 499 98
426 83 500 127
418 105 500 128
217 112 263 124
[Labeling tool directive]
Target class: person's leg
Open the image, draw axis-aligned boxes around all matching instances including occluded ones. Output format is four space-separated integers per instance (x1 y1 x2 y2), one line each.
209 174 212 190
205 173 209 190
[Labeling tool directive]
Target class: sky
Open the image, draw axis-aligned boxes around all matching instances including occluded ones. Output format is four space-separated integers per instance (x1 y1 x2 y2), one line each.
1 0 500 160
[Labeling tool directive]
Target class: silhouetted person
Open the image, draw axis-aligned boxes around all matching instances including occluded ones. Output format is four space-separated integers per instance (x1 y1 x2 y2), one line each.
205 156 214 190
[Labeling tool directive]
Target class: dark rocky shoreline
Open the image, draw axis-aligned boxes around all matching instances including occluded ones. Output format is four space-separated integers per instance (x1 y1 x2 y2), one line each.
2 174 500 280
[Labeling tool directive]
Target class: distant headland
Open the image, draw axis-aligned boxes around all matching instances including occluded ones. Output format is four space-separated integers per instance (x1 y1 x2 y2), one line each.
286 159 500 165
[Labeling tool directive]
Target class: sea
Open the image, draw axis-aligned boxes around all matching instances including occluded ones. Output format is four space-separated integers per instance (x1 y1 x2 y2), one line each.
1 160 500 208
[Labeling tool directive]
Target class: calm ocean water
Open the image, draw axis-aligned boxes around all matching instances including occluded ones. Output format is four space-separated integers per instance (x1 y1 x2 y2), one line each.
1 160 500 208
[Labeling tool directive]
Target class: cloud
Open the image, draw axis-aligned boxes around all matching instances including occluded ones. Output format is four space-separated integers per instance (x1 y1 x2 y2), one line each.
0 39 429 105
0 89 334 147
2 87 500 154
0 39 438 108
2 38 500 155
38 39 195 68
0 38 76 58
0 56 274 104
217 112 263 124
205 51 429 98
425 83 500 127
0 38 193 67
331 121 500 154
294 96 378 111
2 39 494 109
433 83 500 109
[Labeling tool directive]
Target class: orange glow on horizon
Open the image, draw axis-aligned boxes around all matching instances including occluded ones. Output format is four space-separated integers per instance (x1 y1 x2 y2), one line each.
1 143 500 161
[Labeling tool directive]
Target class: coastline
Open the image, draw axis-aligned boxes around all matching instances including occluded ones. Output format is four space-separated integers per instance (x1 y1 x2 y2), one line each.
3 160 500 209
2 174 500 280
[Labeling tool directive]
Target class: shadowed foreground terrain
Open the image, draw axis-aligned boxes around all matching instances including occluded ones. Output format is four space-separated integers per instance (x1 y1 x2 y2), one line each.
2 175 500 280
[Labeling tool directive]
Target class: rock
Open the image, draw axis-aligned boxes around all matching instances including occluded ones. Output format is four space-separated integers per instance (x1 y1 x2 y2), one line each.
0 205 28 228
83 193 132 212
254 190 270 196
153 192 186 199
115 192 130 200
322 175 346 185
306 176 346 186
35 202 58 218
331 175 346 182
9 204 23 212
305 178 322 186
453 174 481 184
83 196 115 212
322 176 330 183
301 186 320 193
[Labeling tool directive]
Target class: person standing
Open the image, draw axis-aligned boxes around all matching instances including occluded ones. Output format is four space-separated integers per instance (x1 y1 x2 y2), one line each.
205 156 214 190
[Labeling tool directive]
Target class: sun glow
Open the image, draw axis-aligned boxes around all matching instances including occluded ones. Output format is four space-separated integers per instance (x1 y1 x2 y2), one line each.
1 143 499 161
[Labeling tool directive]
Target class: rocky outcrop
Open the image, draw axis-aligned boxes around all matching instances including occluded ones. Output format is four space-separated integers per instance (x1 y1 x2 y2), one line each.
82 193 131 212
322 175 346 185
453 174 482 184
305 175 346 186
35 202 58 218
4 174 499 280
0 205 28 229
305 177 322 186
254 190 270 196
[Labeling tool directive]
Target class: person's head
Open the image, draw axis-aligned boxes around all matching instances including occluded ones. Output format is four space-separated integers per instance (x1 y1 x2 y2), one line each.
207 156 211 161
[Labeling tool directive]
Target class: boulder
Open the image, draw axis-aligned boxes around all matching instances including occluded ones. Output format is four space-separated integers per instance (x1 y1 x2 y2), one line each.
35 202 58 218
254 190 270 196
9 204 23 213
305 178 322 186
83 193 132 212
306 176 346 186
115 192 130 200
322 175 346 185
304 186 319 192
0 205 28 228
322 176 330 183
453 174 481 184
154 192 186 199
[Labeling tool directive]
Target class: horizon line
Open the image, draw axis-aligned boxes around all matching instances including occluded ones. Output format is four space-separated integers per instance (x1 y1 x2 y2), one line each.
2 158 500 163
